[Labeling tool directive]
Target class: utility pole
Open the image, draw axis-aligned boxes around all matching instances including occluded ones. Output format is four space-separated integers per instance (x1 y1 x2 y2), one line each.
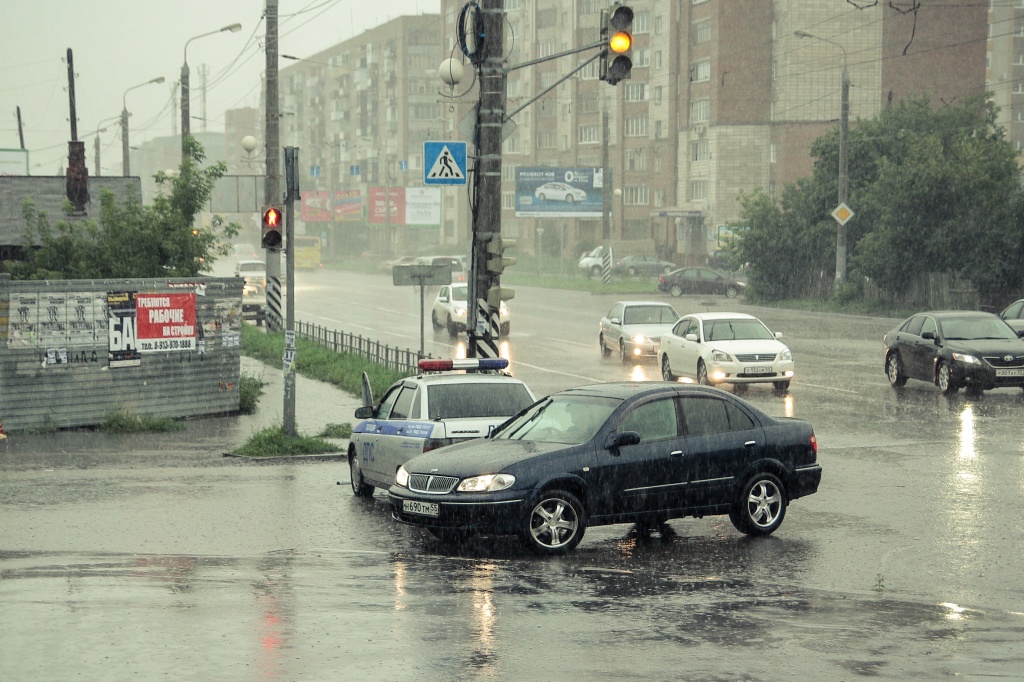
199 64 209 132
283 147 299 436
836 66 850 284
601 109 612 284
265 0 283 331
466 0 507 360
93 133 101 177
65 48 88 212
16 107 25 149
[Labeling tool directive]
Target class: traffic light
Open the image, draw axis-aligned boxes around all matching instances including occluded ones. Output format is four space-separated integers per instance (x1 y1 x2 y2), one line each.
485 237 517 275
600 3 633 85
261 206 283 250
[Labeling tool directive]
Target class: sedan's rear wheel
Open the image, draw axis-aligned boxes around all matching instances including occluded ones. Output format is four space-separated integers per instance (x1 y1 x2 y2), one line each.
725 286 738 298
729 473 787 536
697 360 712 385
349 452 374 498
520 490 586 555
661 355 676 381
669 284 683 297
886 352 907 388
937 360 958 395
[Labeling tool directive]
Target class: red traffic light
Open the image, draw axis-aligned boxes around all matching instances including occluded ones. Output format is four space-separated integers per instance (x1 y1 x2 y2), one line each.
262 207 282 228
261 206 283 250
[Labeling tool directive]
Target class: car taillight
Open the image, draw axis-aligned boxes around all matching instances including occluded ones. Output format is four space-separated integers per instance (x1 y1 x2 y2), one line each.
809 433 818 458
658 276 665 284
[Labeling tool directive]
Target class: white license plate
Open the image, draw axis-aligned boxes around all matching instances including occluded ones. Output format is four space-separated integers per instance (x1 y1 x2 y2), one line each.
403 500 439 517
745 366 771 375
995 368 1024 377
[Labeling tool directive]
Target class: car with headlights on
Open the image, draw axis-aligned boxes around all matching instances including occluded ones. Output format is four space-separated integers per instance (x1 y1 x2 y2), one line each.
658 312 795 392
241 282 267 326
883 310 1024 395
599 301 679 363
348 358 536 498
657 267 746 299
432 283 510 336
389 382 822 554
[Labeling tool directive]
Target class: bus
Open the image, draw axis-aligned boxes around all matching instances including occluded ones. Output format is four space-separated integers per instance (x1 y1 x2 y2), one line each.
293 235 322 269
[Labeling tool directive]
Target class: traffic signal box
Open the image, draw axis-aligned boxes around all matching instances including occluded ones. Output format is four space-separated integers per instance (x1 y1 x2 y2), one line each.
261 206 283 250
600 4 633 85
484 237 516 308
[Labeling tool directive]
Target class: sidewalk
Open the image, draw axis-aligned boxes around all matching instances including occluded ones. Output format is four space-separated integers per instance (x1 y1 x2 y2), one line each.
0 356 364 464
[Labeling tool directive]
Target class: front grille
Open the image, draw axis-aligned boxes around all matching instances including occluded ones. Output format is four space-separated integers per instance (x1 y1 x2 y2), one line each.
982 354 1024 369
408 474 459 494
735 353 777 363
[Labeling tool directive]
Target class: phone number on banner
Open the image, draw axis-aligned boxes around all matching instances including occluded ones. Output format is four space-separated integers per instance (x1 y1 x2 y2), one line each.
139 338 197 352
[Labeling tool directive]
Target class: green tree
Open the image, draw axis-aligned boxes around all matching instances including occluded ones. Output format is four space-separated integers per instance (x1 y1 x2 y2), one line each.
5 136 238 280
736 95 1024 305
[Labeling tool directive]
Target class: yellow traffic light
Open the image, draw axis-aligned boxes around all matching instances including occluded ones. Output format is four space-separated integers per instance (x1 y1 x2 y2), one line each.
609 30 631 54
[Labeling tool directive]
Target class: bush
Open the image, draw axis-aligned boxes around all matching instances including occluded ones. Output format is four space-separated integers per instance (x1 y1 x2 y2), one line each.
239 373 266 415
233 426 339 457
102 409 183 433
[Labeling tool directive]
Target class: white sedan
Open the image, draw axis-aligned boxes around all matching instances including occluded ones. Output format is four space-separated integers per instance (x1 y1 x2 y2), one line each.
599 301 680 363
658 312 794 391
534 182 587 203
432 283 510 336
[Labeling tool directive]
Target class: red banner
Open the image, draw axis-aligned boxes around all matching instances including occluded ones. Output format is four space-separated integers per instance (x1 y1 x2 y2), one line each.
368 187 405 225
135 293 197 353
301 190 364 222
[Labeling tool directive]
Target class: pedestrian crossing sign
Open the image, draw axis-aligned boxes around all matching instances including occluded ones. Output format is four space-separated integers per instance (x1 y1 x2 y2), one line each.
423 141 467 186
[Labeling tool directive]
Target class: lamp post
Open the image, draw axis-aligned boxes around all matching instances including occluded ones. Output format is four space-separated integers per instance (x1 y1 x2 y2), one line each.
181 23 241 151
795 29 849 285
121 76 165 177
92 127 107 177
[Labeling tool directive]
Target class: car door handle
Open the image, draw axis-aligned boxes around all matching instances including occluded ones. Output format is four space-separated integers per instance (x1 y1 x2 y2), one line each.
670 450 684 457
744 440 756 448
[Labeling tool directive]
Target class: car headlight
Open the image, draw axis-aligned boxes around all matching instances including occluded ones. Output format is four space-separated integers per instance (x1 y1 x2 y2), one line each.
632 334 647 344
395 466 409 487
500 303 509 316
952 352 980 364
457 473 516 492
710 349 733 363
455 307 467 316
781 348 793 361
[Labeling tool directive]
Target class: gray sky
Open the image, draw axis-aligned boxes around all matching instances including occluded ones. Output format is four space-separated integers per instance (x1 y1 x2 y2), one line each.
2 0 437 174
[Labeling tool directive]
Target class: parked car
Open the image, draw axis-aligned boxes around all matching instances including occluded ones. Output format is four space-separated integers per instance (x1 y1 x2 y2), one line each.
658 312 795 391
599 301 680 363
578 245 612 277
389 381 822 554
613 254 676 277
432 283 510 336
883 310 1024 395
348 358 536 498
999 298 1024 334
241 283 267 326
658 267 747 298
234 259 267 289
534 182 587 203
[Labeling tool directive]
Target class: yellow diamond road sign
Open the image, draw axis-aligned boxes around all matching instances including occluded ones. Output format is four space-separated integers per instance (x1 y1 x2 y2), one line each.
832 203 854 226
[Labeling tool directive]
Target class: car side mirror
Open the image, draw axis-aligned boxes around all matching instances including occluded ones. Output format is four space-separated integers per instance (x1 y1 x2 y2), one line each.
354 405 374 419
440 295 448 302
610 317 621 325
1018 329 1024 339
922 331 935 341
685 333 699 342
774 331 783 340
604 431 641 451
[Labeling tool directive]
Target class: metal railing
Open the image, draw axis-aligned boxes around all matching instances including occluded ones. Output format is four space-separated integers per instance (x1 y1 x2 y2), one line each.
295 321 428 374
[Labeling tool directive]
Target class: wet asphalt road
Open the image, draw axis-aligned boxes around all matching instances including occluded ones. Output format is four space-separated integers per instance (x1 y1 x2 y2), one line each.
2 281 1024 680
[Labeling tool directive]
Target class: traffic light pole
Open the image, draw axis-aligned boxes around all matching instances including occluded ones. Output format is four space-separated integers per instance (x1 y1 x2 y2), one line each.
283 147 299 436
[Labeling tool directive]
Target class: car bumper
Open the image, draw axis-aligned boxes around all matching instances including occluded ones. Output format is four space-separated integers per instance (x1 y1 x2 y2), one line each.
707 360 795 385
389 486 528 535
951 363 1024 390
790 464 822 500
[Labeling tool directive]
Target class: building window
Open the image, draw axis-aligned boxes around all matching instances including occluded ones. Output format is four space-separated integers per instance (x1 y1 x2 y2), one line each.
690 180 708 201
502 191 515 210
537 131 557 149
692 139 709 161
625 116 648 137
579 95 599 114
582 0 602 13
653 86 663 104
655 121 662 139
690 59 711 82
690 99 710 123
579 125 599 143
770 144 777 163
693 19 711 44
506 0 521 8
624 185 649 205
503 166 516 181
633 12 650 33
1016 54 1024 66
634 49 651 67
1015 82 1024 94
655 15 664 34
579 59 600 80
625 83 647 101
654 190 665 208
627 149 647 171
654 51 663 69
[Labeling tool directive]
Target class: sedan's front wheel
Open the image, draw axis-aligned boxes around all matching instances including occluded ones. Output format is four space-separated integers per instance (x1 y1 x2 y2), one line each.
661 355 676 381
937 360 958 395
520 490 586 555
697 360 712 385
619 340 630 364
729 472 787 536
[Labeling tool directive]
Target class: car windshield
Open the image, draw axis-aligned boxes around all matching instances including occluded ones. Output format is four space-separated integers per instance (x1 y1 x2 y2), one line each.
704 319 774 341
494 395 621 445
451 286 467 302
623 305 678 325
239 263 264 272
427 383 534 420
939 317 1018 341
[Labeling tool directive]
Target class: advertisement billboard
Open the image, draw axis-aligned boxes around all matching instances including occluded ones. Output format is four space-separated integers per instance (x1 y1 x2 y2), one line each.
0 148 29 176
368 187 441 226
300 190 363 222
515 167 606 218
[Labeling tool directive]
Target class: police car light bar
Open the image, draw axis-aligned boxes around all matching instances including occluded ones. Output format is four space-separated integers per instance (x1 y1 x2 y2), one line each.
418 358 509 371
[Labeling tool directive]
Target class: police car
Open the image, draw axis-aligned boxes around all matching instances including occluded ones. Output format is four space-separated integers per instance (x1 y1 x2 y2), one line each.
348 358 536 498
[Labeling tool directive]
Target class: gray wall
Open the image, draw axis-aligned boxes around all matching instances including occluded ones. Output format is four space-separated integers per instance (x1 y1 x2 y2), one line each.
0 275 243 430
0 176 143 248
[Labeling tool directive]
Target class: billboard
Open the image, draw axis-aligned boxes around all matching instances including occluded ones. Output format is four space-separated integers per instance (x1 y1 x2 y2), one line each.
515 167 606 218
0 148 29 176
300 189 363 222
368 187 441 226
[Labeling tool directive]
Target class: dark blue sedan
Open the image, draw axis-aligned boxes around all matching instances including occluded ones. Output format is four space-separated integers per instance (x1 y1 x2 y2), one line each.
389 382 821 554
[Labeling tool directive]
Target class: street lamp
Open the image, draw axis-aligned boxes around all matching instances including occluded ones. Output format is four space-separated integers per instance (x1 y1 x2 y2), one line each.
181 22 241 150
795 29 850 285
121 76 165 177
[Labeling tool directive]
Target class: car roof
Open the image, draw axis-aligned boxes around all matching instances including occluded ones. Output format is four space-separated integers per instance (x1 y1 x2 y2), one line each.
685 312 756 321
406 372 529 387
557 381 750 402
236 259 266 267
914 310 999 319
615 300 677 307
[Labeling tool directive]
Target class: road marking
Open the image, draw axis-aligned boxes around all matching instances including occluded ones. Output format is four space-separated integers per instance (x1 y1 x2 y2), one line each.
511 359 602 383
798 382 859 394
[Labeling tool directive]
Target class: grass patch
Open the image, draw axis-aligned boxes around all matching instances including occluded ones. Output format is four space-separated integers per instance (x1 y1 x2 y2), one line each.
318 422 353 438
233 426 340 457
756 297 914 319
102 409 183 433
239 373 266 415
241 323 408 399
